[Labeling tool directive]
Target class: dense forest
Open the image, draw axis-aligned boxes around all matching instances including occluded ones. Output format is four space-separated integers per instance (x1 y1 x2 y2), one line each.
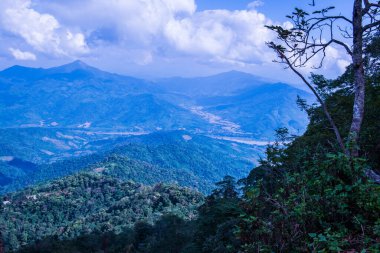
0 173 203 252
0 131 259 195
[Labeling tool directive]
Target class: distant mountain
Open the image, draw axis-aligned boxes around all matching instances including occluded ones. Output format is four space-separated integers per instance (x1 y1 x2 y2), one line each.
0 61 312 138
47 60 103 74
0 61 314 194
157 72 314 138
198 83 314 138
156 70 268 98
0 61 209 131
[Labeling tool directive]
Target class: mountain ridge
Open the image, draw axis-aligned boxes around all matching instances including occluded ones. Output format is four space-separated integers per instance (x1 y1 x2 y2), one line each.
0 61 312 138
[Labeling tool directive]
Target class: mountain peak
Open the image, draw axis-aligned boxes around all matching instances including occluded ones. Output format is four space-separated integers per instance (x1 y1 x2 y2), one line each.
56 60 90 69
0 65 44 78
67 60 88 67
47 60 100 74
215 70 264 80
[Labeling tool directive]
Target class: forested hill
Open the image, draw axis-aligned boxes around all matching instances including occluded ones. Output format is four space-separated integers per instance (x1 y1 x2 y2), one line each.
0 172 204 252
1 131 262 194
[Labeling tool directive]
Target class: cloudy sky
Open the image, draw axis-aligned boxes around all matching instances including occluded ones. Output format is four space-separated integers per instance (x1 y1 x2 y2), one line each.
0 0 352 83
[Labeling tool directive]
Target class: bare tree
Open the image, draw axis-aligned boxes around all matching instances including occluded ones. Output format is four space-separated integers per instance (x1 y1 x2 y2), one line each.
266 0 380 157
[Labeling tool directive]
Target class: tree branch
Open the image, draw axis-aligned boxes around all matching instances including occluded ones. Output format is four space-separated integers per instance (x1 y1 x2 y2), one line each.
331 39 353 55
309 15 353 24
363 0 380 15
363 19 380 31
268 42 348 155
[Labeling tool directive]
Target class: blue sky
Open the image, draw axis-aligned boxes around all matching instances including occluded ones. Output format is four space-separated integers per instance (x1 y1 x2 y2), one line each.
198 0 351 20
0 0 353 83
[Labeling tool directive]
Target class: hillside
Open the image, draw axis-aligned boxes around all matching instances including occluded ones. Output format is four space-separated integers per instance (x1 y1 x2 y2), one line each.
156 72 314 138
0 131 262 194
200 83 313 137
0 173 204 252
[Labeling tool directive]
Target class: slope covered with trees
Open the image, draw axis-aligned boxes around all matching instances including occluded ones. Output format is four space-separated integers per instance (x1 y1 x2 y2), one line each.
1 131 260 194
0 173 203 252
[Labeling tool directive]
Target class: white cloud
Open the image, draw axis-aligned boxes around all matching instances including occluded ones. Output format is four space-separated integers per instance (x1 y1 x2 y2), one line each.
9 48 36 60
0 0 349 79
62 0 196 46
337 59 350 72
40 0 275 66
0 0 88 56
324 47 351 72
247 1 264 10
164 9 275 65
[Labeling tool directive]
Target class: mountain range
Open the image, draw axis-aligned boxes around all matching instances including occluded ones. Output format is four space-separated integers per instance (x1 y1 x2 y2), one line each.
0 60 313 139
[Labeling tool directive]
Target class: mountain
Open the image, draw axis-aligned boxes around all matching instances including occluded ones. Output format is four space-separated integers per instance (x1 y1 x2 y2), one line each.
0 172 204 252
156 72 314 138
0 62 312 138
0 62 320 252
198 83 314 137
0 61 209 131
155 70 268 98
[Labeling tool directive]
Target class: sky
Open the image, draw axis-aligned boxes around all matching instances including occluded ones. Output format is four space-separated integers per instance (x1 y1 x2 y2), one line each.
0 0 353 83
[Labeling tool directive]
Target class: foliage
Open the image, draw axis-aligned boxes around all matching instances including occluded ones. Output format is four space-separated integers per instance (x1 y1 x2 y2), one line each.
240 151 380 252
8 176 242 253
0 173 204 252
235 33 380 252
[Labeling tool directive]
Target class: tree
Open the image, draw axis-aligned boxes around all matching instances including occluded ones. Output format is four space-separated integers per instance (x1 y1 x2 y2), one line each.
194 177 242 253
266 0 380 157
212 176 238 199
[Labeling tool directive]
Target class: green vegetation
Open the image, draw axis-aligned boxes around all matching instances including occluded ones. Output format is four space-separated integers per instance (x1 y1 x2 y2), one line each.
1 131 259 194
0 173 203 252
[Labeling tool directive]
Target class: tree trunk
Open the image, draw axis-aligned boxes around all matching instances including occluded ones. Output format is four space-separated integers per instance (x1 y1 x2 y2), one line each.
350 0 366 157
351 0 380 184
0 232 4 253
